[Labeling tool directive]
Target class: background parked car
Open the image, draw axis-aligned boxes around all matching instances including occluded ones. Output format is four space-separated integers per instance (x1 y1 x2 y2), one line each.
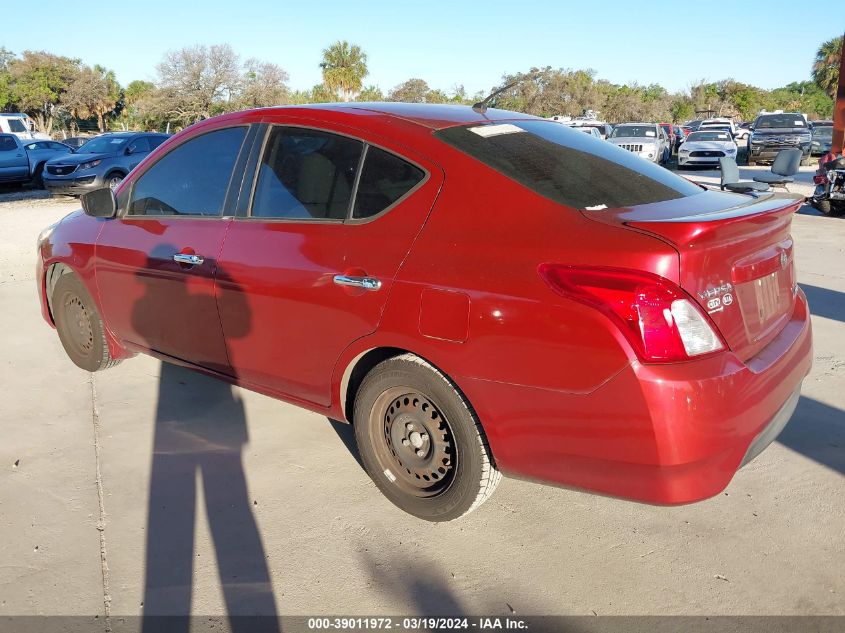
734 122 752 140
0 133 31 186
43 132 169 195
677 129 738 168
577 126 602 139
811 122 833 156
60 136 96 150
700 118 737 137
608 123 669 164
23 140 73 187
747 112 812 166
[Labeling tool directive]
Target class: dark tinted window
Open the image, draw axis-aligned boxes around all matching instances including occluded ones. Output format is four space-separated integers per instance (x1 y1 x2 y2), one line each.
252 127 362 220
127 137 151 154
435 120 702 210
8 119 27 133
0 136 17 151
148 136 167 151
128 126 246 217
353 147 425 219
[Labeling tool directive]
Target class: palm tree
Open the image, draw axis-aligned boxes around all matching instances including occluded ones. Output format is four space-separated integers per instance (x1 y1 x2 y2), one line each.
319 41 368 102
812 35 843 99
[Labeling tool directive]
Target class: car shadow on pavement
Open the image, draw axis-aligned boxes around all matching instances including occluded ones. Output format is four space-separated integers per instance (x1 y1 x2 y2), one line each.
326 418 364 470
778 396 845 476
133 252 279 632
799 283 845 323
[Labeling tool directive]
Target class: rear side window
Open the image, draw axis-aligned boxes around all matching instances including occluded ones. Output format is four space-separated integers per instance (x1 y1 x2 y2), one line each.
353 147 425 219
0 136 17 151
148 136 167 151
435 120 702 210
128 126 247 217
252 127 363 220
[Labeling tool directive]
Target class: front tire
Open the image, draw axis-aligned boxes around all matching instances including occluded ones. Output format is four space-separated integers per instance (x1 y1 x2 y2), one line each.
52 273 120 372
353 354 501 521
106 173 124 190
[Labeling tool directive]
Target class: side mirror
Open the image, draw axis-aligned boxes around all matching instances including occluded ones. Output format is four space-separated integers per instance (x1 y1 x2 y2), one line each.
81 187 117 218
124 146 134 155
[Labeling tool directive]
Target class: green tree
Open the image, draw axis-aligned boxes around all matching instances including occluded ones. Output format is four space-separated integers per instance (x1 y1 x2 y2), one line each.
387 78 431 103
63 65 122 132
812 35 843 99
0 47 15 110
356 85 384 101
319 40 368 102
8 51 79 133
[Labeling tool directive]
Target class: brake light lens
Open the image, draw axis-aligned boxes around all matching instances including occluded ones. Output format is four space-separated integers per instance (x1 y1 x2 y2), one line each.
813 174 828 185
538 265 725 363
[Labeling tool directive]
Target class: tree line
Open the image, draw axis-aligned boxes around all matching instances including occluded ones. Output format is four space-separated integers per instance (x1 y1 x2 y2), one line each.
0 36 840 136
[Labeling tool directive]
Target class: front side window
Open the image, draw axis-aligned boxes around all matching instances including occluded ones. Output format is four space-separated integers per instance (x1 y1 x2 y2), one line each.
252 127 362 220
435 120 702 210
353 147 425 219
127 137 151 154
128 126 247 217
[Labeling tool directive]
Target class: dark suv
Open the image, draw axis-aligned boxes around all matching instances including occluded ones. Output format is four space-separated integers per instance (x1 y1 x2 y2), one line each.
43 132 169 195
747 113 811 166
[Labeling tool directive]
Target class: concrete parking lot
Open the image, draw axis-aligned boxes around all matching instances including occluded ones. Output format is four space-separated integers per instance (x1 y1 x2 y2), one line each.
1 169 843 623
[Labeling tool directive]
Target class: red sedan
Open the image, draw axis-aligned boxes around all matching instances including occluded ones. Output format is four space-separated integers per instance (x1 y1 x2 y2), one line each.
36 104 812 521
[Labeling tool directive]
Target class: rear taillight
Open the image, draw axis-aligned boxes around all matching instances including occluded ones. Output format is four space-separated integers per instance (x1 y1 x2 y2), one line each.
813 174 828 185
538 265 725 363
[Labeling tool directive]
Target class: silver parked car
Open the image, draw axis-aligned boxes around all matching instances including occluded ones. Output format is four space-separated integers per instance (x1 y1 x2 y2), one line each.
608 123 670 164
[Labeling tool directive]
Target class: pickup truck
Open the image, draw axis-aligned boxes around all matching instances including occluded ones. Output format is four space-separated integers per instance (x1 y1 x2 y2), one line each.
0 133 31 186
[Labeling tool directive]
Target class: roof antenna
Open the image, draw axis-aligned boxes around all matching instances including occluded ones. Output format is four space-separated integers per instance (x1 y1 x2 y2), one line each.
472 73 539 114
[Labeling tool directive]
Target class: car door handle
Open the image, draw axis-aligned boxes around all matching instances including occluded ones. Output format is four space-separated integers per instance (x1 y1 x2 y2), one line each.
333 275 382 291
173 253 204 266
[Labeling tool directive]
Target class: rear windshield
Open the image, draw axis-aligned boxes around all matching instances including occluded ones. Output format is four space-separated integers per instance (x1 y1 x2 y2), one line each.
435 120 702 210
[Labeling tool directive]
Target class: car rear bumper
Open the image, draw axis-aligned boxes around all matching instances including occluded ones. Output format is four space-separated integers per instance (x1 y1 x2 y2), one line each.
43 174 101 195
460 288 812 505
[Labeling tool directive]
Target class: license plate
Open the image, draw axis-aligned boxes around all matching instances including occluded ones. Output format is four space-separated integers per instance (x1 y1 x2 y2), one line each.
753 272 781 323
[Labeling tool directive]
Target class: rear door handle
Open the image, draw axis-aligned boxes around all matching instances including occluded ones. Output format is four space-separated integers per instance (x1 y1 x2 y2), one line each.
333 275 382 291
173 253 204 266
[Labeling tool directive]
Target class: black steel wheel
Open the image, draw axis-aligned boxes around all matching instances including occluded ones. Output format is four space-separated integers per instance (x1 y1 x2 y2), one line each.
353 354 501 521
52 273 120 372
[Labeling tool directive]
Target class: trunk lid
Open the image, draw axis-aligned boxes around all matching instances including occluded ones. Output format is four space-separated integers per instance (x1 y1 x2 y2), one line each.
583 190 803 361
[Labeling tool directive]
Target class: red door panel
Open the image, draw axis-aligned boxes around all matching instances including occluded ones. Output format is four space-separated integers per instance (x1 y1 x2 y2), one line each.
217 161 443 407
96 217 233 373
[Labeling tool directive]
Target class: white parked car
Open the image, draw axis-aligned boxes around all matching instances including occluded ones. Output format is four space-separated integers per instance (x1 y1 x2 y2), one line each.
607 123 669 164
576 126 602 139
0 114 50 140
699 117 736 136
677 130 738 168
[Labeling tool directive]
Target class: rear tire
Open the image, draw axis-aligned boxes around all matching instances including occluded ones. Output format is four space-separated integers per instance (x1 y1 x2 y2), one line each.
353 354 501 521
52 273 120 372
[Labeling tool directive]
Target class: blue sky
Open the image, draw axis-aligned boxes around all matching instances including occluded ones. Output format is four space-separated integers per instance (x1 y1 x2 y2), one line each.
4 0 843 95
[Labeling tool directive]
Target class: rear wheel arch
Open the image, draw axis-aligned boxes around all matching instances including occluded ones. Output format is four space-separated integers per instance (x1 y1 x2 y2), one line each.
341 346 411 424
